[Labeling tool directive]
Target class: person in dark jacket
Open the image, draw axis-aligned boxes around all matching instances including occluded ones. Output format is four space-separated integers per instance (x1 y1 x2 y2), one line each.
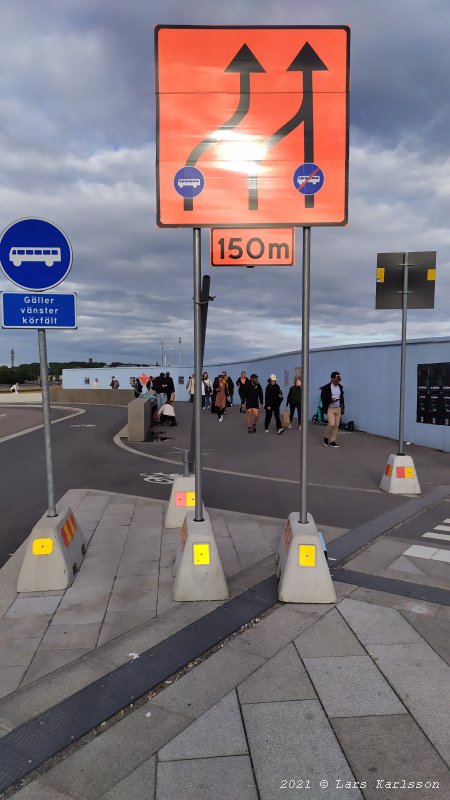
286 377 302 429
164 372 175 401
236 371 249 413
320 371 345 448
244 374 264 433
264 374 284 435
221 371 234 406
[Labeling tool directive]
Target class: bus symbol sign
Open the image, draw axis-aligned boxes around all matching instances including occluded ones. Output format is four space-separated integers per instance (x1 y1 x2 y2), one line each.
174 167 205 199
293 163 324 195
0 218 72 291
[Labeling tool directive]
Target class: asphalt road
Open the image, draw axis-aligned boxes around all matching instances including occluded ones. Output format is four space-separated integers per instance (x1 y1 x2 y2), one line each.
1 401 449 570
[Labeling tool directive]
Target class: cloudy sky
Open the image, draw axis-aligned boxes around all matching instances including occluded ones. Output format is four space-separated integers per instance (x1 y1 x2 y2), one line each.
1 0 449 368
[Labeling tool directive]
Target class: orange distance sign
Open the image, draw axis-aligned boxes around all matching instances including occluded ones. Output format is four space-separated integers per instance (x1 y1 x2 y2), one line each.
211 228 295 267
155 25 350 228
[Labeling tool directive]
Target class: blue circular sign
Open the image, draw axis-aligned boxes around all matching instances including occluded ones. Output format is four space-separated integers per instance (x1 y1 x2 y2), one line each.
0 218 72 291
174 167 205 199
293 163 324 195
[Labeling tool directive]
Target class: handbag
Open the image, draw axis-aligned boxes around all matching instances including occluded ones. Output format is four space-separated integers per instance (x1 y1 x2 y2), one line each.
283 407 291 428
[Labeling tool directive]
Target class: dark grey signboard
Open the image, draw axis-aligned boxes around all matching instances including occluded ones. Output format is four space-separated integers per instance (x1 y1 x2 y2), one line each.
417 363 450 425
376 251 436 309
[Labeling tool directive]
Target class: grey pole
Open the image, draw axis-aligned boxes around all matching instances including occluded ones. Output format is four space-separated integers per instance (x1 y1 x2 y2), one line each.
38 329 57 517
193 228 204 521
300 227 311 524
398 252 409 456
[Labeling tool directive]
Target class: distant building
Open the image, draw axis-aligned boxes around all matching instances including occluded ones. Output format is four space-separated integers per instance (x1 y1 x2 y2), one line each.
10 348 15 368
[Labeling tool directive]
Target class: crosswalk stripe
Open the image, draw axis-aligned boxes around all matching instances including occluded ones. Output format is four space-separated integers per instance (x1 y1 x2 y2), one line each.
422 531 450 542
435 524 450 532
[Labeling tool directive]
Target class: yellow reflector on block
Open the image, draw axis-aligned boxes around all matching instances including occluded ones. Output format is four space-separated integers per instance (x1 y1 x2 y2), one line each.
427 268 436 281
299 544 316 567
193 543 210 565
32 538 53 556
376 268 385 283
186 492 196 507
405 467 415 478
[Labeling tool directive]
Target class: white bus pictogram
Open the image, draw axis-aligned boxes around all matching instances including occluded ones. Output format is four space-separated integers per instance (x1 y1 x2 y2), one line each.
9 247 62 267
177 178 201 188
297 174 321 186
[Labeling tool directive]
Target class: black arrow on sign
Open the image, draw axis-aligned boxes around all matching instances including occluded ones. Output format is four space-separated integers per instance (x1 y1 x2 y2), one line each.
183 44 265 211
266 43 328 209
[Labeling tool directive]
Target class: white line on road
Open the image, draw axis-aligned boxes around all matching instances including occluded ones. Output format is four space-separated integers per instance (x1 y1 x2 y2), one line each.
435 524 450 531
422 531 450 542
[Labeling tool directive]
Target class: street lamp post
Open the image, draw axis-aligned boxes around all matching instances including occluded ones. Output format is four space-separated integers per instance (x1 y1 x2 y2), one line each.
178 336 182 367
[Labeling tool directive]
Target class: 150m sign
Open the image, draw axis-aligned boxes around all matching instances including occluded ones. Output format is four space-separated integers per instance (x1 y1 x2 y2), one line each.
211 228 295 266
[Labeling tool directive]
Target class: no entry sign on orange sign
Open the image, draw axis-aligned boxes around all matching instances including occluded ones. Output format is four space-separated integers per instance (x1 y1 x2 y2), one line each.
155 26 350 228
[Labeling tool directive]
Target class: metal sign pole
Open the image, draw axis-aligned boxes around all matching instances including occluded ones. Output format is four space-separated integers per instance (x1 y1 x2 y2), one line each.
398 251 409 456
38 329 57 517
193 228 204 521
300 227 311 524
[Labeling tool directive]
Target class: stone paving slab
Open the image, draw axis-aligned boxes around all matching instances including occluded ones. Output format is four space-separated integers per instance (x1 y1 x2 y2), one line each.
159 690 247 761
294 607 366 657
14 783 78 800
242 700 363 800
400 609 450 665
367 641 450 765
98 757 156 800
331 714 450 800
22 647 92 686
338 598 423 644
238 643 316 704
40 704 192 800
303 655 406 718
149 646 265 719
155 755 258 800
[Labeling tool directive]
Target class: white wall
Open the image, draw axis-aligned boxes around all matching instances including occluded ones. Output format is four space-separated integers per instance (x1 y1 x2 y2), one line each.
62 338 450 451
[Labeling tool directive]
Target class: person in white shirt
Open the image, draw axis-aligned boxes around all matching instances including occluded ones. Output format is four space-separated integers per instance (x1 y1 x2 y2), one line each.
320 371 345 448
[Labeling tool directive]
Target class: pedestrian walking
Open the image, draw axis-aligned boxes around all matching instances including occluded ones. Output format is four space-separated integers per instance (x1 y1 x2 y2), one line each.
244 374 264 433
152 373 167 410
264 374 284 435
186 374 195 403
132 378 142 398
221 371 234 406
93 378 100 389
236 371 249 413
110 376 119 389
320 371 345 448
9 382 19 394
213 376 229 422
286 376 302 429
202 371 213 409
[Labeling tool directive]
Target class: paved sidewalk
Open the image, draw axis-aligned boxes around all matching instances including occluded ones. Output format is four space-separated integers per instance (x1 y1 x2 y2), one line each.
0 490 449 798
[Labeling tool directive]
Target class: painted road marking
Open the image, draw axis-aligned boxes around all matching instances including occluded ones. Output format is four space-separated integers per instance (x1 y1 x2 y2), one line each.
422 531 450 542
435 524 450 531
404 544 450 562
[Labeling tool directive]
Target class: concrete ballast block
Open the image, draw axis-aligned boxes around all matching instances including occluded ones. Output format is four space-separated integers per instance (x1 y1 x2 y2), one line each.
127 396 151 442
165 475 204 529
380 454 421 494
17 507 86 592
275 512 336 604
172 510 229 601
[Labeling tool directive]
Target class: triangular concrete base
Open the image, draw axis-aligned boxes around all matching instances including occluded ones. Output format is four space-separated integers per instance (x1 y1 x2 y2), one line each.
165 475 204 528
172 509 229 601
17 507 86 593
275 512 336 604
380 454 421 494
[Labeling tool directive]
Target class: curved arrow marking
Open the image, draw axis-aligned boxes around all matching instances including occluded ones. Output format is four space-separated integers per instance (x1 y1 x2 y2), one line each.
183 44 265 211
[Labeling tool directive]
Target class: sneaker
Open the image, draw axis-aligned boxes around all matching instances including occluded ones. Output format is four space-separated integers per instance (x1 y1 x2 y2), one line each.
288 424 292 429
248 427 252 434
323 438 329 447
252 425 256 433
219 415 223 423
277 428 284 435
329 441 340 448
265 429 269 434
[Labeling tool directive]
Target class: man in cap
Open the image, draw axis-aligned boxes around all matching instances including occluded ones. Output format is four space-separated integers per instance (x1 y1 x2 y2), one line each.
264 374 284 435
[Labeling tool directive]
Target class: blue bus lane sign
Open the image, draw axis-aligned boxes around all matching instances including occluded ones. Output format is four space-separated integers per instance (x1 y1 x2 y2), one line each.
1 292 77 329
0 218 72 291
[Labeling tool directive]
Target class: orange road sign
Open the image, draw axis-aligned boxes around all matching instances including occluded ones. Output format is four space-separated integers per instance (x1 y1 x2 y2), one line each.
155 26 350 228
211 227 295 266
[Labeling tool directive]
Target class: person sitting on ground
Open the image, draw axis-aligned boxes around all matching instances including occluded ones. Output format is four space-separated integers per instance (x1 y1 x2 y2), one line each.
157 402 177 426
